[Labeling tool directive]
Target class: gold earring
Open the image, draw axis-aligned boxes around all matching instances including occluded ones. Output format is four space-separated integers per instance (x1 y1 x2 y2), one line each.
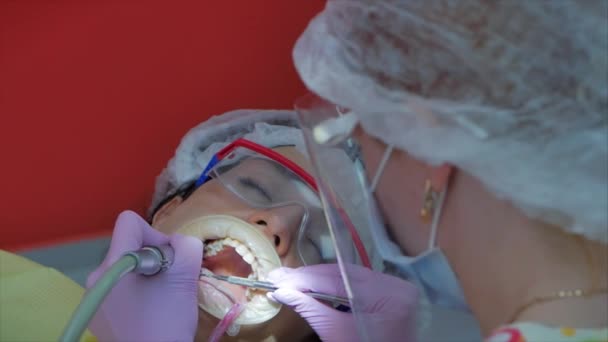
420 180 439 222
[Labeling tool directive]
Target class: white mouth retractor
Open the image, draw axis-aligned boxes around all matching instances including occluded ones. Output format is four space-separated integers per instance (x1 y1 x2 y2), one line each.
177 215 282 325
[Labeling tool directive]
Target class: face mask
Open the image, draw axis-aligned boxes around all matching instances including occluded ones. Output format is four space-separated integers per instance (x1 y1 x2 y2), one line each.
384 248 470 312
367 146 471 312
308 110 469 311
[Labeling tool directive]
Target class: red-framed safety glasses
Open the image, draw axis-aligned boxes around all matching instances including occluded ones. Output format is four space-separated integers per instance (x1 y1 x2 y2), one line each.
194 138 370 268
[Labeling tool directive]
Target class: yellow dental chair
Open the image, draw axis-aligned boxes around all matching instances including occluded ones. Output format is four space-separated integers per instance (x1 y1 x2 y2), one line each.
0 250 96 342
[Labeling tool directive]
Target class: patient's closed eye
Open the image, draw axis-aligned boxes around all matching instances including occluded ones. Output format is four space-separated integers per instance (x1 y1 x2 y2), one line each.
238 177 272 202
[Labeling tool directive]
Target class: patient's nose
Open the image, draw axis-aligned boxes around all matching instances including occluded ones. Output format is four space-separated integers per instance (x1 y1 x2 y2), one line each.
247 206 304 257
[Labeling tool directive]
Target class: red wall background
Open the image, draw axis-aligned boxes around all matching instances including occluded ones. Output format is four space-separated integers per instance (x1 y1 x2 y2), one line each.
0 1 324 251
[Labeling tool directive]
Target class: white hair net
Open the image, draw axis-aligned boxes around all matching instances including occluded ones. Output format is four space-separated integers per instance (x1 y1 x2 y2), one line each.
149 110 308 217
294 0 608 243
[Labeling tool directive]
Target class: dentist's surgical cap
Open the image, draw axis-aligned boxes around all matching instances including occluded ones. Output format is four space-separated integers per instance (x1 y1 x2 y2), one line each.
294 1 608 242
149 110 306 217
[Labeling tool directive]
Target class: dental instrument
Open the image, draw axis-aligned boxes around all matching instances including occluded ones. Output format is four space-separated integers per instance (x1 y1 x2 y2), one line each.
200 272 351 307
59 245 175 342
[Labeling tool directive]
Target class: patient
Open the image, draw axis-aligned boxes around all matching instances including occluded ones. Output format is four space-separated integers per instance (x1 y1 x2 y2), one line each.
147 110 332 341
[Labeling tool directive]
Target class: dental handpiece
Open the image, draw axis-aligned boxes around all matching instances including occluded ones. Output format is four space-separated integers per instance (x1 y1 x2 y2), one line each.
126 245 175 276
60 245 176 342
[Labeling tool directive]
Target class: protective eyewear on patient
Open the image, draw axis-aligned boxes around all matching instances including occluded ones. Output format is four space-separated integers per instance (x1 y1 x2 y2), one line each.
195 138 316 190
193 138 369 266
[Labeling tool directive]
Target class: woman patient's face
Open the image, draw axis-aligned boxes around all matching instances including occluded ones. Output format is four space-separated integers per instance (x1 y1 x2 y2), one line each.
152 146 322 342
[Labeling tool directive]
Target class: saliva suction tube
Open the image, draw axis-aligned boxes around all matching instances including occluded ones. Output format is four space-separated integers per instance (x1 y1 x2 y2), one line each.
59 244 250 342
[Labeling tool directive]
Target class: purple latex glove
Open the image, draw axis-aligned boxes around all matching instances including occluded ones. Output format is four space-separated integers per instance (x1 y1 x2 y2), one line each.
267 264 419 342
86 211 203 342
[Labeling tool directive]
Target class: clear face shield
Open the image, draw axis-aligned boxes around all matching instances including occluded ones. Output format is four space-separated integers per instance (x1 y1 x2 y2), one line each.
295 93 390 341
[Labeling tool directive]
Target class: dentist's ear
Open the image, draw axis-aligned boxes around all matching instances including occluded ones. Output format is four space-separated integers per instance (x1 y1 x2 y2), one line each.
152 196 183 225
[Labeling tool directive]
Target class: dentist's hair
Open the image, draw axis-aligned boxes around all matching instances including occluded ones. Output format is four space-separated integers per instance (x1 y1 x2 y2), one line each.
294 0 608 242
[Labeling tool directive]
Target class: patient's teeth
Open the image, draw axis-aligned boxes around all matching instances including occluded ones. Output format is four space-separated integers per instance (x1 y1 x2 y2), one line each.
242 253 255 264
235 244 249 256
180 216 283 325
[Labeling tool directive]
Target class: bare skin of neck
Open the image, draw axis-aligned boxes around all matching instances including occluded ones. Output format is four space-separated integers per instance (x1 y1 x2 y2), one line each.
354 131 607 337
442 172 608 336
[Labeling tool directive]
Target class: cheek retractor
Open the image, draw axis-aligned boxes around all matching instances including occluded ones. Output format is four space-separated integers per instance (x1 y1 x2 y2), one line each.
176 215 282 329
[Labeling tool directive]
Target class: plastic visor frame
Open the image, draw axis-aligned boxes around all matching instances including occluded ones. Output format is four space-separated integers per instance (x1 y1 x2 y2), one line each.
193 138 371 268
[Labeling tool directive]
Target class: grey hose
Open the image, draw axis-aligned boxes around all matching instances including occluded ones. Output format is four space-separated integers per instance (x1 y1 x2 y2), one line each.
59 255 137 342
59 245 174 342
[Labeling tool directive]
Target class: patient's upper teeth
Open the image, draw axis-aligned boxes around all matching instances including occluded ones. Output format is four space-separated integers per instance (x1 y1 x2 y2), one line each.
225 238 238 247
235 244 249 256
242 253 255 264
203 238 261 269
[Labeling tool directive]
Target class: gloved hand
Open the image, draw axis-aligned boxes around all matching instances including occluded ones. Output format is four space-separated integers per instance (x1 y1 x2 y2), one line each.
86 210 203 342
267 264 419 342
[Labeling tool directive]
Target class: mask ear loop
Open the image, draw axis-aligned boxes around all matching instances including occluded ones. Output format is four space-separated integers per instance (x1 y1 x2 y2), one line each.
370 145 394 192
428 165 453 249
428 188 447 250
